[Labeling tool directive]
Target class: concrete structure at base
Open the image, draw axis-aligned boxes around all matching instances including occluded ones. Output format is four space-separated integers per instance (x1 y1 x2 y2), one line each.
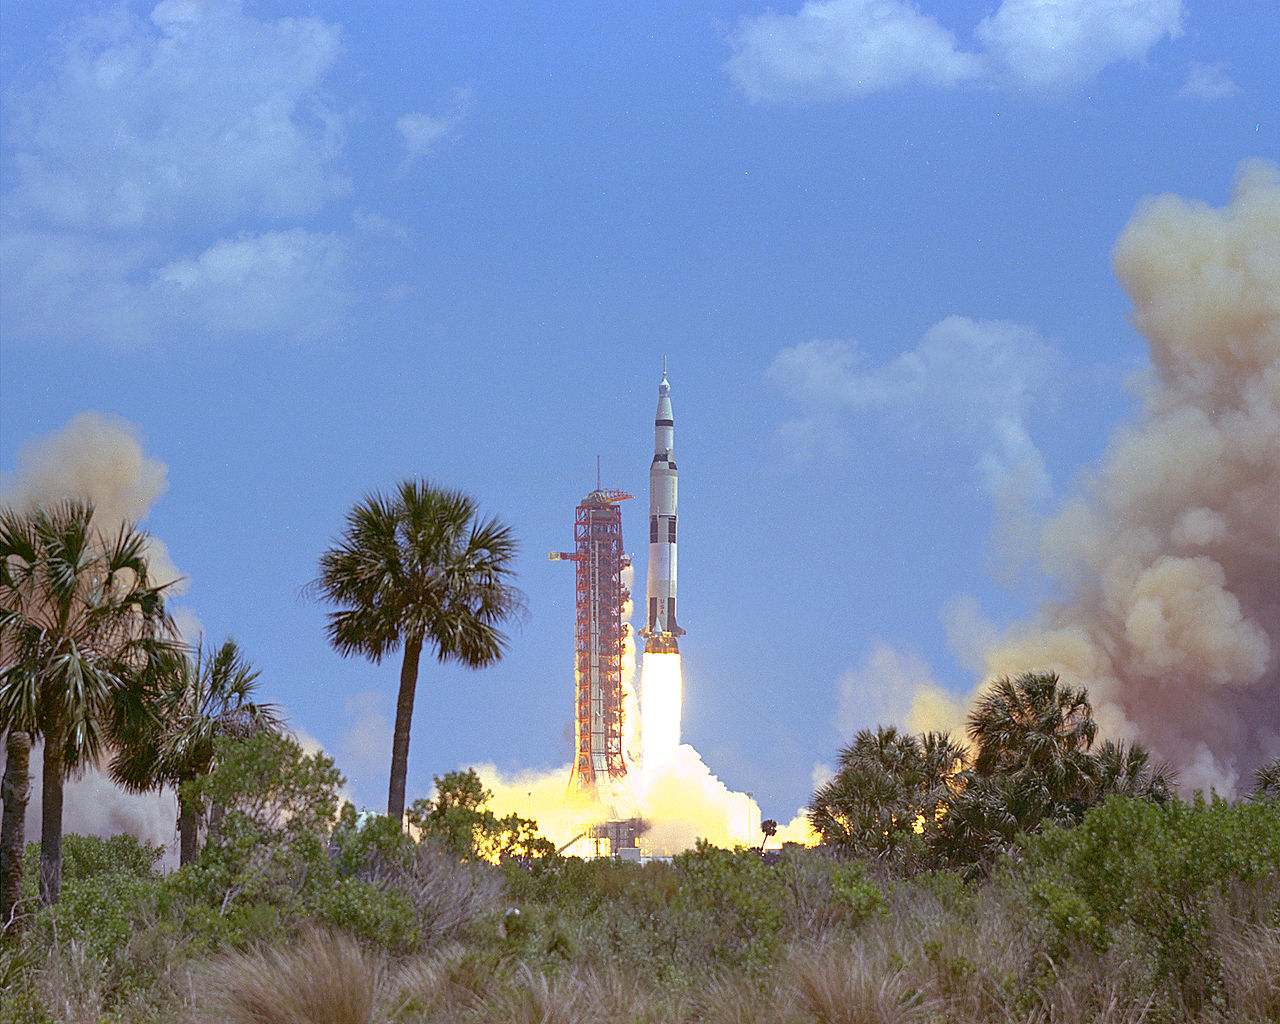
639 361 686 655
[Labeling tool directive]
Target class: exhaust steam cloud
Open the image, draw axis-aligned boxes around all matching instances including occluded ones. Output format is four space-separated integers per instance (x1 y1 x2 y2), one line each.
983 159 1280 795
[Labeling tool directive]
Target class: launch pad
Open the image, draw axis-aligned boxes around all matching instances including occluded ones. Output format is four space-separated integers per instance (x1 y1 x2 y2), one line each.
549 364 687 856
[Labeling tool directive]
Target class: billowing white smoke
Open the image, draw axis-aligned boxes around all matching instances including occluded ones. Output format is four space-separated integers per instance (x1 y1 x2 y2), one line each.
477 648 812 856
476 747 811 858
1 411 185 597
985 160 1280 795
1 412 186 855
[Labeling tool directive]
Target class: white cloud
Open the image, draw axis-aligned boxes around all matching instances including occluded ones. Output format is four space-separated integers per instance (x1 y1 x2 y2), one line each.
726 0 982 101
1 0 355 348
768 315 1059 505
1 226 351 347
6 0 348 232
397 87 475 163
976 0 1183 90
154 229 352 343
1178 61 1240 100
726 0 1184 100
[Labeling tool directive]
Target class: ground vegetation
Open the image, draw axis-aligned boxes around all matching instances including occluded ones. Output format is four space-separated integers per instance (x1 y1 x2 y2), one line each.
0 729 1274 1023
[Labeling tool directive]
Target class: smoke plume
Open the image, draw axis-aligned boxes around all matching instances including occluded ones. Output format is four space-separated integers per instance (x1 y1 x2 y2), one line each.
1 411 184 593
476 749 810 858
984 159 1280 795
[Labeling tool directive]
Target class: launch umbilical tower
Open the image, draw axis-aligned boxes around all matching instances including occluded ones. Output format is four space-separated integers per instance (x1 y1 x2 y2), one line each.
550 488 634 810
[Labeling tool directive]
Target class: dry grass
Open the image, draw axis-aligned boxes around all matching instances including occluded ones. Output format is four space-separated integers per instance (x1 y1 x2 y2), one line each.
33 940 104 1024
188 928 381 1024
1219 923 1280 1023
373 842 505 946
785 945 935 1024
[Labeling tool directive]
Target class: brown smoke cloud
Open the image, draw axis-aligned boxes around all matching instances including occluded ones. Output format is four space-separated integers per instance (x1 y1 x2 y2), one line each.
984 159 1280 795
1 411 184 594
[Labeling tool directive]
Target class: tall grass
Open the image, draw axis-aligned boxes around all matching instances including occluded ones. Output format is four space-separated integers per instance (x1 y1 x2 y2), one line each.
190 929 380 1024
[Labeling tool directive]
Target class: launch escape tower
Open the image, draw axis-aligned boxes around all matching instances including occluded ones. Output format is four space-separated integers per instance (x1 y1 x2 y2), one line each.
550 488 634 810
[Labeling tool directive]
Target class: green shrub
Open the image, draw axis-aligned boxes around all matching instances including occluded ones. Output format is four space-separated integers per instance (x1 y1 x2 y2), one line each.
672 841 785 974
1013 794 1280 1013
314 876 422 955
59 833 164 882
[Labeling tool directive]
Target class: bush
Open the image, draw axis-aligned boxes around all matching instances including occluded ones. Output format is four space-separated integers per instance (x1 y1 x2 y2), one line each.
671 841 785 975
315 876 422 955
1013 794 1280 1013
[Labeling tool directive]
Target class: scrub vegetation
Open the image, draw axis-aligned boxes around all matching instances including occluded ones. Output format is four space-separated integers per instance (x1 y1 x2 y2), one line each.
0 737 1275 1022
3 498 1279 1022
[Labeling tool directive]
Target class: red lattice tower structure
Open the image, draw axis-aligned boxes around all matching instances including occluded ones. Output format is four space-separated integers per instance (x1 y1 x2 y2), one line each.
549 488 633 810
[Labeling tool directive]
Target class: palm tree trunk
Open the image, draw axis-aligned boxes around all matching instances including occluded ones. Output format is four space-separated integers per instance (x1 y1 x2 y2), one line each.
178 790 200 866
387 635 423 826
39 722 65 906
1 731 32 934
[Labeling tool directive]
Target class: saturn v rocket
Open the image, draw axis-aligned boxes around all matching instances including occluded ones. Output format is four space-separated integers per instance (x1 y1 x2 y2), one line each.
640 362 686 655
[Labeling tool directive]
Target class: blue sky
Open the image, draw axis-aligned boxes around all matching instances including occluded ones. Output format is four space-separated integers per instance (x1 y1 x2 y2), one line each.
2 0 1277 827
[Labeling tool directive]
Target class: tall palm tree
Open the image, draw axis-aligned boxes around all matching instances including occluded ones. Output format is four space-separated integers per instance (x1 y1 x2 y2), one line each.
966 670 1097 826
0 499 178 903
111 638 282 865
310 480 524 825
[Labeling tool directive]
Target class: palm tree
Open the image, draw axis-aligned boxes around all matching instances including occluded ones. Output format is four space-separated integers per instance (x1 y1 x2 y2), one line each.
310 480 524 825
809 725 964 866
1250 757 1280 801
966 670 1097 827
0 730 31 933
111 638 282 865
1090 739 1177 804
0 499 178 903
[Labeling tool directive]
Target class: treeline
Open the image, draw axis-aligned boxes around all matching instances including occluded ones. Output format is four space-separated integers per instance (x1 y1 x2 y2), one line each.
807 670 1202 875
0 737 1276 1022
1 480 522 925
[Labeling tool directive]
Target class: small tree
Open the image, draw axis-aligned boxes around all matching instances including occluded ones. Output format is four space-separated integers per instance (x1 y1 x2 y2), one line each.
407 768 554 862
111 638 281 864
182 731 344 914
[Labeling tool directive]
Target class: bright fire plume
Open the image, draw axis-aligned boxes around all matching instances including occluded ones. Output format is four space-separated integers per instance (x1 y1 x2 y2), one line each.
640 652 682 776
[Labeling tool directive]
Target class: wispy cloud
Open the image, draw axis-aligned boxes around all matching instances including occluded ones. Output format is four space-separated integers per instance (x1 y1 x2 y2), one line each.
726 0 982 102
975 0 1183 91
727 0 1184 101
768 315 1060 505
5 0 348 232
154 229 351 343
1 0 353 348
1178 61 1240 100
397 87 475 166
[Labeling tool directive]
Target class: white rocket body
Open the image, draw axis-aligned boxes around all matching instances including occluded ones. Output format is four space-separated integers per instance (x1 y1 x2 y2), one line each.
642 365 684 654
